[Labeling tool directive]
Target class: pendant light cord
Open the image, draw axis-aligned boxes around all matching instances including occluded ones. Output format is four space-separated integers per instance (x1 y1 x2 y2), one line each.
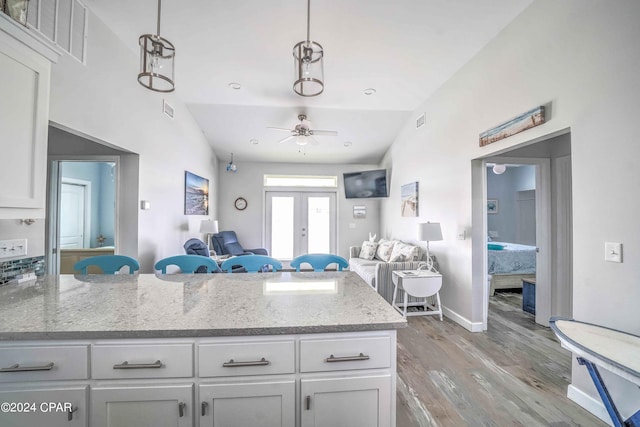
156 0 162 37
306 0 311 42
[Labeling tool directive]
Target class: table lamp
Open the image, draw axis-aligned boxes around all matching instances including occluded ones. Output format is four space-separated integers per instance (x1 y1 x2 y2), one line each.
200 219 219 253
418 222 443 271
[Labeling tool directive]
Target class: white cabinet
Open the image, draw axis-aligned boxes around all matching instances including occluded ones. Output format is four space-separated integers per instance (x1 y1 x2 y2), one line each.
0 386 87 427
91 384 193 427
0 16 57 217
0 331 397 427
301 375 391 427
199 380 295 427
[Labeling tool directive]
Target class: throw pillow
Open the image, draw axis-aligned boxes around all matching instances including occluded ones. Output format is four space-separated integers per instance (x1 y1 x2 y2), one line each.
359 241 378 260
390 242 421 262
375 239 396 262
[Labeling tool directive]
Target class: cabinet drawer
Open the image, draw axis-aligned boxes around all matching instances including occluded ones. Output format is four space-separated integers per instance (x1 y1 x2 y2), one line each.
300 336 390 373
0 345 88 382
92 343 193 379
199 341 294 377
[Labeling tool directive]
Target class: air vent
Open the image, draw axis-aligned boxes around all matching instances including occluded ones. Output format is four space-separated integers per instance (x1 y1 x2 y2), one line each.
163 99 175 119
26 0 88 63
416 113 426 129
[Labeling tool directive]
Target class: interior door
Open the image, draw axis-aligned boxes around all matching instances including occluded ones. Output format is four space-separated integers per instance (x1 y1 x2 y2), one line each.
266 192 336 259
60 181 88 249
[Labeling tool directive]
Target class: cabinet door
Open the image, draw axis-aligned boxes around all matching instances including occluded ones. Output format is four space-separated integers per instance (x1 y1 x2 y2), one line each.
0 386 87 427
0 28 50 213
199 380 294 427
91 384 192 427
301 375 391 427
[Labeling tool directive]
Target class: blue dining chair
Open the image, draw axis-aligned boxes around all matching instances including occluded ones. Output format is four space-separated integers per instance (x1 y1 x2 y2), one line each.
73 255 140 275
154 255 221 274
220 255 282 273
290 254 349 272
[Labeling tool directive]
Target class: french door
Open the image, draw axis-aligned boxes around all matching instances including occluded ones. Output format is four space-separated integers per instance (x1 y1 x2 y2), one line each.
265 191 337 260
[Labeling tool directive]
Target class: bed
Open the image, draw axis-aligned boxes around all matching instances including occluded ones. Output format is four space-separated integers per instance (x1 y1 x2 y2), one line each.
488 241 536 295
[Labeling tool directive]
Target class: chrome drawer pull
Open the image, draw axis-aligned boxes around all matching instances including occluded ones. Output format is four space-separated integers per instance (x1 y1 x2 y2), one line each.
113 360 163 369
222 357 270 367
0 362 54 372
325 353 370 363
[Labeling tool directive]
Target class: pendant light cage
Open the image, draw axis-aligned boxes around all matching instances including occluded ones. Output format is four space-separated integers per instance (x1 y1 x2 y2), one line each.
293 0 324 97
138 0 175 92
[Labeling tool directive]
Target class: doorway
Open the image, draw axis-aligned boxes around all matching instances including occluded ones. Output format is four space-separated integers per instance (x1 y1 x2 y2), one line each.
51 161 117 274
474 129 573 330
265 191 337 259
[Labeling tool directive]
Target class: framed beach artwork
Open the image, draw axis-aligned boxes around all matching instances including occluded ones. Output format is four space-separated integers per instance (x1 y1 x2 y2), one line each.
487 199 498 214
184 171 209 215
401 182 419 217
479 106 545 147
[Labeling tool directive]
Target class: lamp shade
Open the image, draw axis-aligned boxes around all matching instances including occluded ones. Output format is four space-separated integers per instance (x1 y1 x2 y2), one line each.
418 222 443 242
200 219 219 234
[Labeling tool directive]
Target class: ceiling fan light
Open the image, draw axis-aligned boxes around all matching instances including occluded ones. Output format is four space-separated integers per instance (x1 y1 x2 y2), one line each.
137 0 175 92
295 135 308 146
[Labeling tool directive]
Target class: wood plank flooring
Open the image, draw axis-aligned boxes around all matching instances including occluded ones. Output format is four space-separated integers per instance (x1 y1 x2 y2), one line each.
396 291 607 427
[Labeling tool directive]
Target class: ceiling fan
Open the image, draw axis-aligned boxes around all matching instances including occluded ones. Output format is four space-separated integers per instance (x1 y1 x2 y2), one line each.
268 114 338 145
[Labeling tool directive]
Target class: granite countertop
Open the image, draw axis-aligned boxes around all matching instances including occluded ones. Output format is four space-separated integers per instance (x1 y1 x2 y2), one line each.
0 272 406 340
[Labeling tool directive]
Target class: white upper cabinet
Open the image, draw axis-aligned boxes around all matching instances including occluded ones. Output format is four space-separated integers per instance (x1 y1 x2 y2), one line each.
0 14 58 218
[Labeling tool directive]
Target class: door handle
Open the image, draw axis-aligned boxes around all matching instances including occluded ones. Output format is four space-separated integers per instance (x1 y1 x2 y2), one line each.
178 402 186 418
201 401 208 416
67 406 78 421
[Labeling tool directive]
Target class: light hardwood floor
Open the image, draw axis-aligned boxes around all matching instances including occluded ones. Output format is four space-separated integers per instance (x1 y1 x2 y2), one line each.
396 292 608 427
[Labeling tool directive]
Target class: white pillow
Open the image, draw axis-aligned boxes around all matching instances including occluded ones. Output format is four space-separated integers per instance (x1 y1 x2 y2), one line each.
359 241 377 260
390 242 421 262
375 240 396 262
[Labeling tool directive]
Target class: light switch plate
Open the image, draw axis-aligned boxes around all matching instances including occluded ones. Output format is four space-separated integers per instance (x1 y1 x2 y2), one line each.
604 242 622 263
0 239 27 259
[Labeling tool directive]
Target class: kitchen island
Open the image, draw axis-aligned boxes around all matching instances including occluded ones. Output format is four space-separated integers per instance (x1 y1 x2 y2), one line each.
0 272 405 427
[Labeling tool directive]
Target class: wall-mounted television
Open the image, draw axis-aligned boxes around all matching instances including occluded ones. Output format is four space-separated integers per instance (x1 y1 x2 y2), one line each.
343 169 389 199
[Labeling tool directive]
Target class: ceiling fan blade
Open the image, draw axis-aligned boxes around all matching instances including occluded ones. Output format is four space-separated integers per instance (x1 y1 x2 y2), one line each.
278 135 296 144
267 127 294 132
310 130 338 136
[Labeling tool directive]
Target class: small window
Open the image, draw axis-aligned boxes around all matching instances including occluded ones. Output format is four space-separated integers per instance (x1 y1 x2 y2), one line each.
264 175 337 188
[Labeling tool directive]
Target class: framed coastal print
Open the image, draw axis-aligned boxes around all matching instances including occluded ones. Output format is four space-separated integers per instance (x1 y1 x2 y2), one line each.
487 199 498 214
184 171 209 215
401 182 419 217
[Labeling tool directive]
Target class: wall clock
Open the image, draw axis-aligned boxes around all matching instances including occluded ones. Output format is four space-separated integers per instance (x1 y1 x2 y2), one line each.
234 197 247 210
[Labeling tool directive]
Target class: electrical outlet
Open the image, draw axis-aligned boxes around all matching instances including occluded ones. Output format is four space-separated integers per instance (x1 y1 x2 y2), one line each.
0 239 28 259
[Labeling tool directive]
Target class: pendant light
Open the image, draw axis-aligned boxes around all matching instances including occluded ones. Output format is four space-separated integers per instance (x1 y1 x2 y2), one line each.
226 153 237 172
138 0 175 92
293 0 324 97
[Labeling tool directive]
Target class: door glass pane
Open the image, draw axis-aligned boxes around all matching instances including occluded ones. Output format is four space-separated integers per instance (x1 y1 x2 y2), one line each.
307 197 330 253
271 197 294 259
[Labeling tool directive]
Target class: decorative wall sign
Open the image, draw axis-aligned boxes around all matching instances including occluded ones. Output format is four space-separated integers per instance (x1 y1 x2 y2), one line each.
353 205 366 218
184 171 209 215
480 106 545 147
401 182 419 217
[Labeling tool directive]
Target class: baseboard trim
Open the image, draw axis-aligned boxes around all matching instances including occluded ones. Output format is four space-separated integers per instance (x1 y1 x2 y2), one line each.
442 306 484 332
567 384 611 425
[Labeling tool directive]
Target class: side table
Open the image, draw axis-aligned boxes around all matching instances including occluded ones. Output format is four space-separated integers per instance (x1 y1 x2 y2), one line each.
391 270 443 320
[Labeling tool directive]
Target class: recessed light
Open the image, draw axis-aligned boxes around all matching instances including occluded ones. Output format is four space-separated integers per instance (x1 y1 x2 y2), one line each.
250 138 259 145
363 88 376 96
228 82 241 90
343 141 352 147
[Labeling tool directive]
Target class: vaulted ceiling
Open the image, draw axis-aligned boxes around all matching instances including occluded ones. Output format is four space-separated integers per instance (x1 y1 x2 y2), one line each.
84 0 533 163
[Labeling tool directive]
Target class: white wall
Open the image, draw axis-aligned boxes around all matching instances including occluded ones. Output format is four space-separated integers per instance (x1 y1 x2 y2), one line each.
46 10 219 272
216 161 382 259
381 0 640 415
